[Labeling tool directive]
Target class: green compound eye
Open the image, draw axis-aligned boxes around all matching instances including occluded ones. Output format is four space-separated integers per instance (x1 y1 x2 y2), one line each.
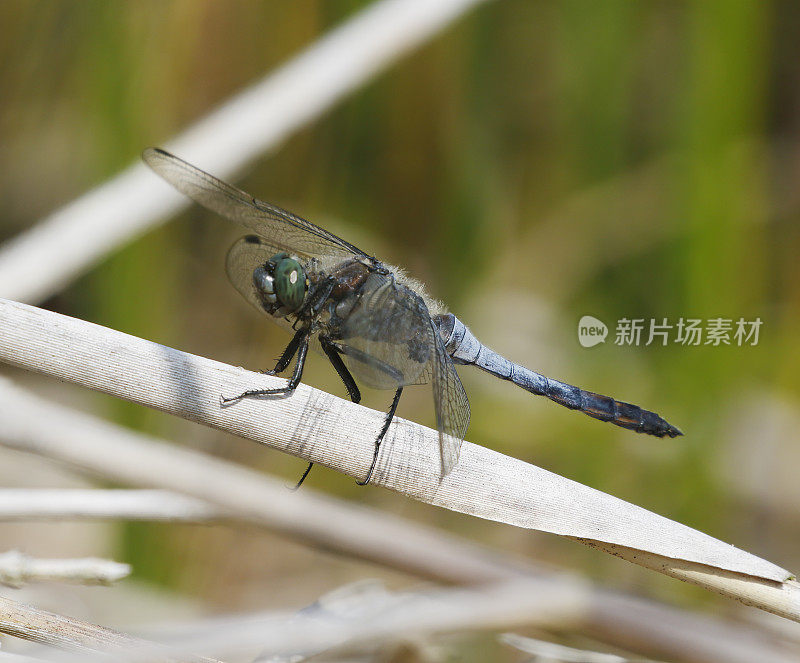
272 255 306 312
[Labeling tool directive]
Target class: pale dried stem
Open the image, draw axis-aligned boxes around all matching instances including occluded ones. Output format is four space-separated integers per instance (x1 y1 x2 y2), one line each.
0 596 218 662
0 551 129 588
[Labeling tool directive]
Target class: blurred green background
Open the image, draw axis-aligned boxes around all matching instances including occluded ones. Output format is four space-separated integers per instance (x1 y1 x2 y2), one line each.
1 0 799 637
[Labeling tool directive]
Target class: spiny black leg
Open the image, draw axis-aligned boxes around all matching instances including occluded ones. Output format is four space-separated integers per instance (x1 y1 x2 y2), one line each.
327 341 404 385
357 387 403 486
221 332 309 404
292 462 314 491
320 336 361 404
262 327 306 376
291 336 364 489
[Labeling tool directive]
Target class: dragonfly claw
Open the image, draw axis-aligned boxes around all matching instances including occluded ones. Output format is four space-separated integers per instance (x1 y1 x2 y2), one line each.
219 393 243 406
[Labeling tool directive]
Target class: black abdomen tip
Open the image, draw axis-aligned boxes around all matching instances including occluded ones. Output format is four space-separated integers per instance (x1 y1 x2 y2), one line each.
639 408 683 438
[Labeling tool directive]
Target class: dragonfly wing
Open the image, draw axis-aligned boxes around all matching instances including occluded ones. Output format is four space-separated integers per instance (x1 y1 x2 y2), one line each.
337 272 434 390
225 235 283 316
336 271 469 476
144 148 366 260
431 327 469 477
225 235 332 355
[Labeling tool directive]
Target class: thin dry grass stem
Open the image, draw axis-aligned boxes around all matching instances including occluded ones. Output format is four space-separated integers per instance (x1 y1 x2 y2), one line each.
87 580 590 663
0 489 224 522
0 595 218 662
66 581 799 663
0 552 129 588
500 632 644 663
583 591 800 663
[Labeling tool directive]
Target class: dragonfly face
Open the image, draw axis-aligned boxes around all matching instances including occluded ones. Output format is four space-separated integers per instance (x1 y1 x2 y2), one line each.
251 250 308 317
143 147 682 487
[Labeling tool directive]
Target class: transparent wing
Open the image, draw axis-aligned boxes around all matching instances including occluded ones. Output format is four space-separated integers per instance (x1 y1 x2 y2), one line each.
337 272 434 390
431 327 470 476
225 235 287 316
144 148 367 261
227 236 345 365
336 272 469 476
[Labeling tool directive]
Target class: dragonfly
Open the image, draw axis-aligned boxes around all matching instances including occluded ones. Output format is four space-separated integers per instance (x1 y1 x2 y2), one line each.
143 148 682 487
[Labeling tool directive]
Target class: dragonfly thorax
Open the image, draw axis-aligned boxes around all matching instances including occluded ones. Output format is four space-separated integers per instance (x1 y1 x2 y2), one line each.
253 252 308 317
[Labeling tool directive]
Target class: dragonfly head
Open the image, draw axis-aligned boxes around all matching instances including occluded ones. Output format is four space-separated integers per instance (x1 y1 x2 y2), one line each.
253 253 308 316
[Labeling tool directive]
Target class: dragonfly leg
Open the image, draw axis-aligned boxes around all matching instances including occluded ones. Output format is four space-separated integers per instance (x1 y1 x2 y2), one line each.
220 331 310 404
356 387 403 486
326 341 405 385
291 462 315 491
261 328 305 376
320 336 361 404
292 336 363 490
